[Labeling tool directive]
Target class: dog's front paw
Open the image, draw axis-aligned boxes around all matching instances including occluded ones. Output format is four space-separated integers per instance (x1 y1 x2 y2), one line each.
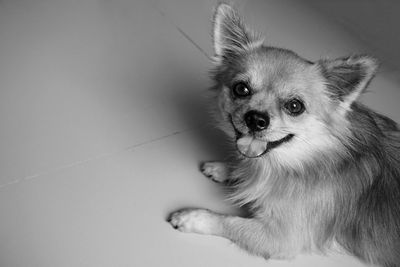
200 162 227 183
167 209 219 235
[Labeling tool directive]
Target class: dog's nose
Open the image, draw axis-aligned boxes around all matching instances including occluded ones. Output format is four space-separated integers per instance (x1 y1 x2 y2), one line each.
244 110 270 132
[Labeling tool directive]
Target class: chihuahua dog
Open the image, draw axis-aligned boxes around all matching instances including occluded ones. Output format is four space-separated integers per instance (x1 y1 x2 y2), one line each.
168 3 400 267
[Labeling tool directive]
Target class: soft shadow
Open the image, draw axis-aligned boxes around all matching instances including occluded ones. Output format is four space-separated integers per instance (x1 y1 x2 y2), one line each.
153 57 232 160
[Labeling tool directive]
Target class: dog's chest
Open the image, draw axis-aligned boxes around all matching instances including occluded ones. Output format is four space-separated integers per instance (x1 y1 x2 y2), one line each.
230 161 336 244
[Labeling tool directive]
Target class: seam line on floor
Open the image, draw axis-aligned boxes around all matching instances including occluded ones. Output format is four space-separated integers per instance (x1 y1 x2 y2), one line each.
153 4 212 61
0 128 192 190
0 3 211 190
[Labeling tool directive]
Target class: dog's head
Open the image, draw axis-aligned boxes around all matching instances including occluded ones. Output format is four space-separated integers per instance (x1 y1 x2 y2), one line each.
211 4 378 165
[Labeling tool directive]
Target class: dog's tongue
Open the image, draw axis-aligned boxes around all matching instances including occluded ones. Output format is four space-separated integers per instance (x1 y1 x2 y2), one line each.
236 136 268 158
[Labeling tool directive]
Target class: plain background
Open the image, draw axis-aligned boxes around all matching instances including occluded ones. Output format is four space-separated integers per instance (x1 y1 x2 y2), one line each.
0 0 399 266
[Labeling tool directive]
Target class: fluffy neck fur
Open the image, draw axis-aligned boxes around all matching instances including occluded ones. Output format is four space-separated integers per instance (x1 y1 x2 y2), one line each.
226 102 400 255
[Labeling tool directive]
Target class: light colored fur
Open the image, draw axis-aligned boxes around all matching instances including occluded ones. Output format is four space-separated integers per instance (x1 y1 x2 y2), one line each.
168 3 400 267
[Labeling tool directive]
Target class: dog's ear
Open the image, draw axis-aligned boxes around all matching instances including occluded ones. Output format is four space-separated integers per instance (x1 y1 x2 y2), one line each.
319 55 378 108
212 3 263 61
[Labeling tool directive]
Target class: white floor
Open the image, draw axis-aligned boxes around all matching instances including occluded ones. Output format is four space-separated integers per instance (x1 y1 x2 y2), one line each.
0 0 399 266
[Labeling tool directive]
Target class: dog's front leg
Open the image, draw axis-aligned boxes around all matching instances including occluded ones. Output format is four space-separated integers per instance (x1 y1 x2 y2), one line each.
200 161 228 183
168 209 273 259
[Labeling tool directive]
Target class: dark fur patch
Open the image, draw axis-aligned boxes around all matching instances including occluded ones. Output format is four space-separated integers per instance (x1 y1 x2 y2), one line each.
335 104 400 267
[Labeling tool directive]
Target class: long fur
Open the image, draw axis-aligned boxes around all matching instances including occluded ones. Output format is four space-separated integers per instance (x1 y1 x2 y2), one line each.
209 3 400 267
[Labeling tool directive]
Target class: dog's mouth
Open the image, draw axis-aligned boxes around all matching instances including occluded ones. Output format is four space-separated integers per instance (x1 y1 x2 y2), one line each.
229 115 294 158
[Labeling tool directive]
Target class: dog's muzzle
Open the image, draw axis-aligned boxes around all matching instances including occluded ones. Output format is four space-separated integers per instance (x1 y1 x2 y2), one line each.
229 115 294 158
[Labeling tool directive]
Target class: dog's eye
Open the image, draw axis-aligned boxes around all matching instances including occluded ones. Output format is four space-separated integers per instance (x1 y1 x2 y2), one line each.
284 98 305 116
232 82 251 98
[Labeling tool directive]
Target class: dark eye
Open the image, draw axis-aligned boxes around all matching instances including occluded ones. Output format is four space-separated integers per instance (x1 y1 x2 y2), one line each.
232 82 251 98
284 98 305 116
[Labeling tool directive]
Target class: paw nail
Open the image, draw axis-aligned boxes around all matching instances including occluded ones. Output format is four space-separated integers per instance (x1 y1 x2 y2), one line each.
200 163 206 170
